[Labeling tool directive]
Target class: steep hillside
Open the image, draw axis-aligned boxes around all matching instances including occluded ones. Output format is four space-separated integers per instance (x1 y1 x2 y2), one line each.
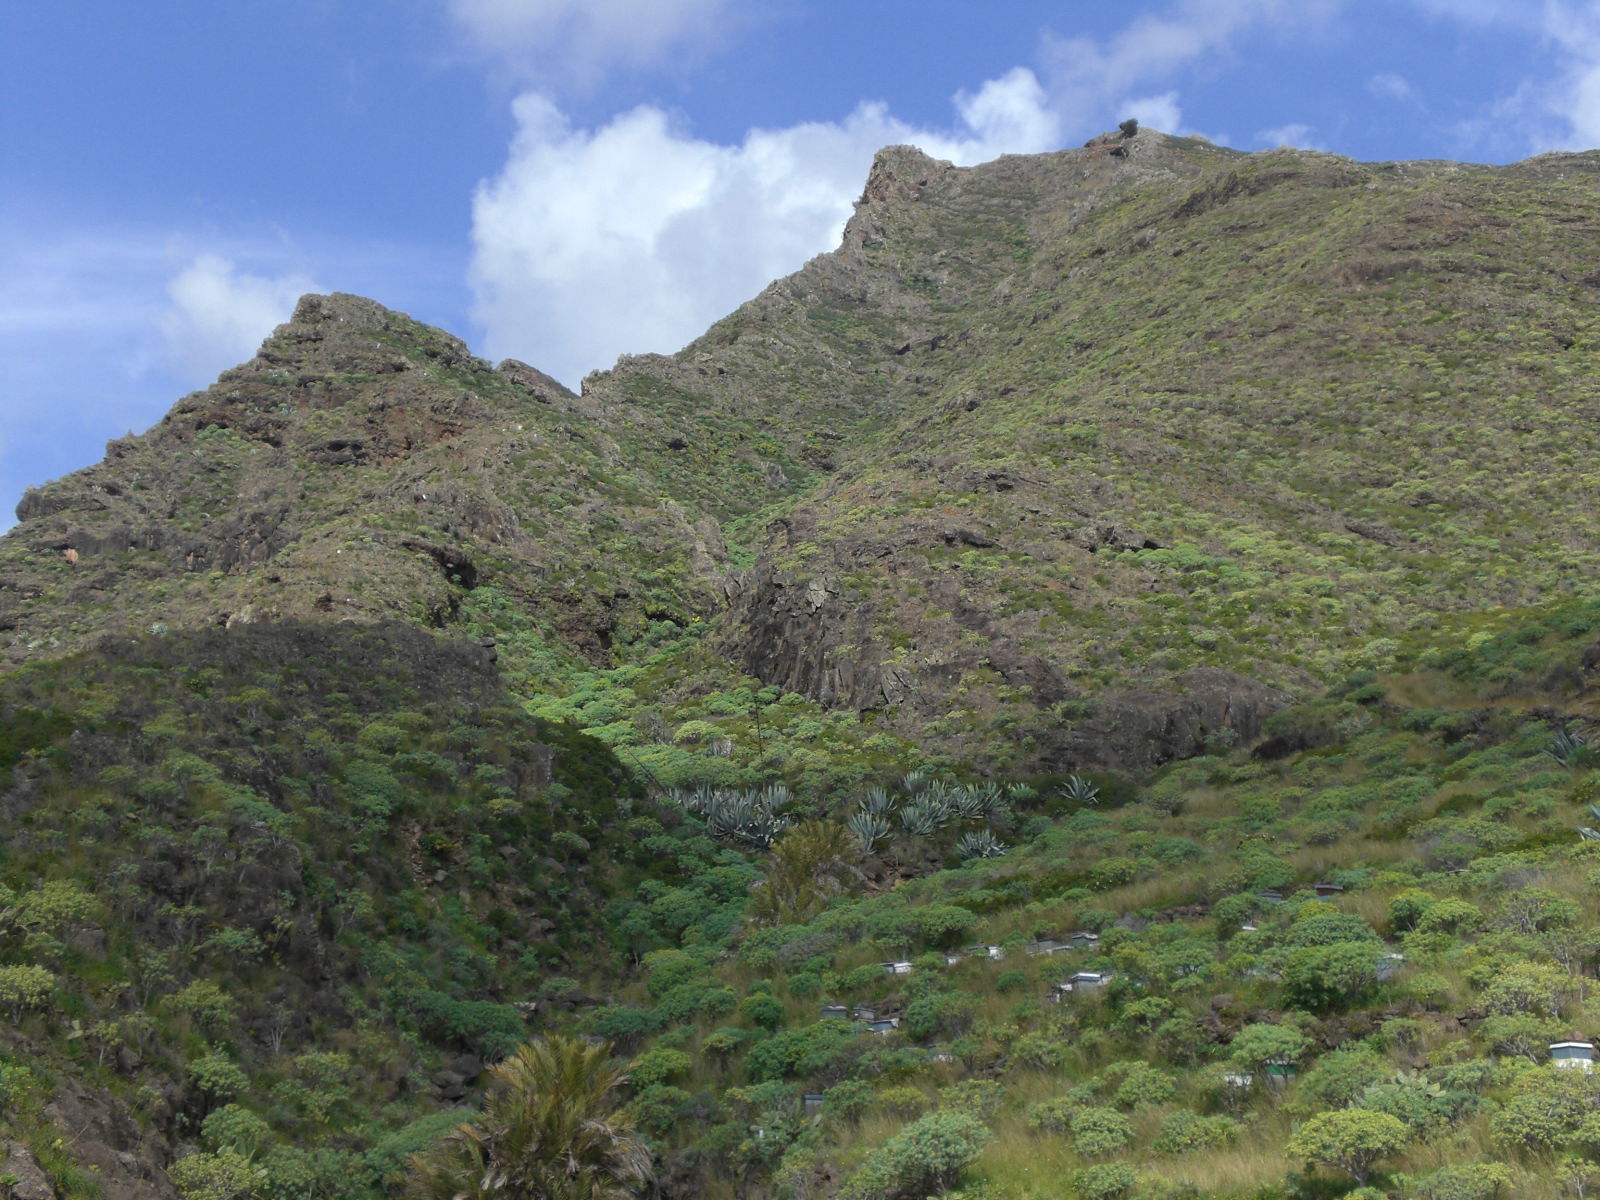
12 131 1600 781
0 295 721 672
643 134 1600 770
10 129 1600 1198
0 619 657 1198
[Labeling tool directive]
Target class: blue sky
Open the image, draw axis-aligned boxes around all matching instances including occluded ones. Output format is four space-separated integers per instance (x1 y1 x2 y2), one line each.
5 0 1600 530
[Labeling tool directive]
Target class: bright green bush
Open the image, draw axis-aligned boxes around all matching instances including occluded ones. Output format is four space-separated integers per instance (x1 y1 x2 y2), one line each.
740 992 785 1031
628 1046 691 1087
1072 1161 1136 1200
200 1104 271 1155
1283 941 1381 1011
904 992 977 1041
188 1051 248 1104
1070 1107 1135 1157
1025 1097 1076 1134
937 1079 1003 1119
1152 1111 1238 1155
0 965 56 1020
1287 1109 1410 1185
1408 1162 1514 1200
169 1147 267 1200
163 980 238 1034
838 1110 990 1200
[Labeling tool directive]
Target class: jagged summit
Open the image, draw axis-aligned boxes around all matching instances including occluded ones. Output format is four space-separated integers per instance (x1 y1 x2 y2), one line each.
0 293 718 664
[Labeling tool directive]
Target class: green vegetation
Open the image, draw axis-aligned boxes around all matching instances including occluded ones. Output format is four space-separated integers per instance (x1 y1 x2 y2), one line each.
9 138 1600 1198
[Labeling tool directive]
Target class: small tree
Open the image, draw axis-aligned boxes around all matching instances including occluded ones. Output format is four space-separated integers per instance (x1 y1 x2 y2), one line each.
1287 1109 1409 1186
0 965 55 1021
169 1147 267 1200
1118 118 1139 139
838 1110 989 1200
1227 1022 1309 1081
1283 941 1381 1011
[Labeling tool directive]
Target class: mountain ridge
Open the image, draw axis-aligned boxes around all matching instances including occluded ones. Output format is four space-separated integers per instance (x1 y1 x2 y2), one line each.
10 129 1600 781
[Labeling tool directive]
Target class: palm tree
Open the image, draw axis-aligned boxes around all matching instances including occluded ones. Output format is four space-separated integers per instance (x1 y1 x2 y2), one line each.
408 1035 652 1200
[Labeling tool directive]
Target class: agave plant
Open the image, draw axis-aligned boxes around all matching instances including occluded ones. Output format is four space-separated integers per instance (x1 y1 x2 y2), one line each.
668 785 791 848
900 802 943 839
1059 774 1100 806
847 809 891 854
920 784 958 826
900 770 932 797
860 786 897 817
1546 728 1589 766
954 831 1008 860
950 785 988 821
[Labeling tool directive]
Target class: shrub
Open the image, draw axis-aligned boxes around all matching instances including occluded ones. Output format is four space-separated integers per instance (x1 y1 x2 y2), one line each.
188 1051 248 1105
838 1111 990 1200
876 1085 931 1117
1286 1109 1410 1186
1025 1097 1077 1134
1228 1023 1309 1074
409 991 525 1058
995 969 1027 994
937 1079 1003 1119
1152 1111 1238 1155
745 1022 858 1081
628 1047 691 1088
823 1079 874 1121
626 1084 692 1138
1415 899 1483 935
163 980 238 1034
1409 1162 1514 1200
0 965 56 1020
1490 1066 1597 1150
1480 962 1568 1018
1285 912 1379 947
1088 857 1138 890
741 993 785 1032
169 1147 267 1200
904 992 977 1041
1071 1107 1135 1157
1103 1061 1176 1109
702 1027 746 1057
586 1006 663 1049
1074 1161 1136 1200
1295 1047 1389 1110
1388 889 1437 931
200 1105 271 1155
1282 942 1381 1011
907 905 978 948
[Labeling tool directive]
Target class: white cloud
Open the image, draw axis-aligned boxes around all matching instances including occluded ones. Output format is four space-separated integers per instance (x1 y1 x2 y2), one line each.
444 0 733 82
1256 122 1327 149
1125 91 1185 134
467 0 1349 386
1400 0 1600 153
158 254 321 384
1367 72 1416 102
1040 0 1337 122
468 76 1065 386
1406 0 1532 24
1540 2 1600 149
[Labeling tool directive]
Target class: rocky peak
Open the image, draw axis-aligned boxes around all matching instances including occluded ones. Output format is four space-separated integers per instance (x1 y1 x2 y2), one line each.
240 292 477 385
